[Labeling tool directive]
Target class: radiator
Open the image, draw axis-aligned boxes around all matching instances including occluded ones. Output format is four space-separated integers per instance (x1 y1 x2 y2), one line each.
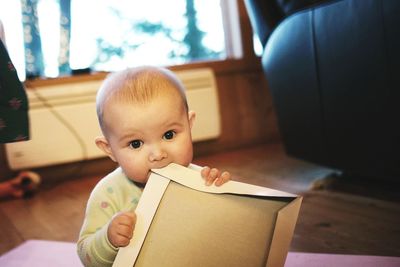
5 68 221 170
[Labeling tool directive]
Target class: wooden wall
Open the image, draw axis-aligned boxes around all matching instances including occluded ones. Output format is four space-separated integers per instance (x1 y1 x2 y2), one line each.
0 1 281 182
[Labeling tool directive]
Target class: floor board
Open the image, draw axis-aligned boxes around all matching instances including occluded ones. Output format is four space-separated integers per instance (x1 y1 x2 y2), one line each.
1 143 399 257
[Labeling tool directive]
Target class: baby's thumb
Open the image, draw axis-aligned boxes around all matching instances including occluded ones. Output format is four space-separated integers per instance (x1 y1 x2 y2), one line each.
125 207 137 221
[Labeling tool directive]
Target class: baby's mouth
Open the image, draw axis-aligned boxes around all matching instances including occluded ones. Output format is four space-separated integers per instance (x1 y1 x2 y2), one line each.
146 163 168 179
150 161 170 170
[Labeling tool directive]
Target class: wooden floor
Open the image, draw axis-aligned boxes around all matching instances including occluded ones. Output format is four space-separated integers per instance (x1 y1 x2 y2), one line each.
1 143 399 257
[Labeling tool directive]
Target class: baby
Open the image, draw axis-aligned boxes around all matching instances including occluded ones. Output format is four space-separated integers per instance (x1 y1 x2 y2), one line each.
77 66 231 266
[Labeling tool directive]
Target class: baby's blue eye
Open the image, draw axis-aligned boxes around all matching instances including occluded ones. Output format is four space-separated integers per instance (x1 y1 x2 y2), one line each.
163 130 175 140
129 140 143 149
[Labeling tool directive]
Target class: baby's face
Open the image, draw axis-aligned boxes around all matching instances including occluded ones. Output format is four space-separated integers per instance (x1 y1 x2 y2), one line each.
102 92 194 184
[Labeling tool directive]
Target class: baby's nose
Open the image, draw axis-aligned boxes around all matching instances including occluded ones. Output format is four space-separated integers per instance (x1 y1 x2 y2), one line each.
149 145 167 162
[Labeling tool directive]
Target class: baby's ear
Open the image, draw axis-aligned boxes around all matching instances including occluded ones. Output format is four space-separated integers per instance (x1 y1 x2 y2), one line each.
188 110 196 130
95 136 116 162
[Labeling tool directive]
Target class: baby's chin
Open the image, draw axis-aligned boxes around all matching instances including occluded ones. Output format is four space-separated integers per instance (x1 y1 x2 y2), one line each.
125 171 150 188
130 175 148 189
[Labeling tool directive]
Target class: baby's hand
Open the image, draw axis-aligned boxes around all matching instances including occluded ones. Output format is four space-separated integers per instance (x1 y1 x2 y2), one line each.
201 166 231 186
107 211 136 248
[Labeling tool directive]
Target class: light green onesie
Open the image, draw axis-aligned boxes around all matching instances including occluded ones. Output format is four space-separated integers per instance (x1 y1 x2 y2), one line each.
77 164 201 266
77 167 142 267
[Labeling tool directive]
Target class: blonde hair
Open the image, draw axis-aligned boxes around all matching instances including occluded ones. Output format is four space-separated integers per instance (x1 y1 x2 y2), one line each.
96 66 188 133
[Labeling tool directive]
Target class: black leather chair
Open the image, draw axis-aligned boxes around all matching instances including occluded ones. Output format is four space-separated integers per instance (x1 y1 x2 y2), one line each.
245 0 400 181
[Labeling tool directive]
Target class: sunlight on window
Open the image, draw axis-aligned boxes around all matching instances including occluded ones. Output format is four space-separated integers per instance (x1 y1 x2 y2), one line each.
0 0 232 79
70 0 226 72
38 0 61 77
194 1 225 52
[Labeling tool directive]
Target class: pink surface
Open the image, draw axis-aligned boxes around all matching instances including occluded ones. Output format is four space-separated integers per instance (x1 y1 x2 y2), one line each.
0 240 82 267
285 252 400 267
1 240 399 267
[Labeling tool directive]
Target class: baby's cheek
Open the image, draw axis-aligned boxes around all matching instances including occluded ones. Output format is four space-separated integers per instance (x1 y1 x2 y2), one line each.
122 166 149 184
178 151 193 167
132 170 150 184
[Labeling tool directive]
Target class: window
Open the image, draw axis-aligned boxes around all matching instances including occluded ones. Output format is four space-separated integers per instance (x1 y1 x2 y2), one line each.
0 0 241 81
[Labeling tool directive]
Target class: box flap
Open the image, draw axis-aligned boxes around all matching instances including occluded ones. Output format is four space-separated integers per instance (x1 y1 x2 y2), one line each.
266 197 303 267
153 163 296 197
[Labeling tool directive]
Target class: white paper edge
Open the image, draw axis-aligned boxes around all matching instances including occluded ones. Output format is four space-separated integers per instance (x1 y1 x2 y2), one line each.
154 163 296 197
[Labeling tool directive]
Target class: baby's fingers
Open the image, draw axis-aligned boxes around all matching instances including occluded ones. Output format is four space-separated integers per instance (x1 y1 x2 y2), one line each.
117 224 134 239
208 168 220 186
215 171 231 186
201 166 211 180
201 166 231 186
201 166 215 185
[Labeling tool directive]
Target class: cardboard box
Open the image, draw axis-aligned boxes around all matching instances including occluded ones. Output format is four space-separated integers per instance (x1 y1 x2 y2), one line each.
113 163 302 267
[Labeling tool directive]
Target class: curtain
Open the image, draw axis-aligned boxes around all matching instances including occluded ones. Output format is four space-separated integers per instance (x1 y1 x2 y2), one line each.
58 0 71 75
21 0 71 78
21 0 45 78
